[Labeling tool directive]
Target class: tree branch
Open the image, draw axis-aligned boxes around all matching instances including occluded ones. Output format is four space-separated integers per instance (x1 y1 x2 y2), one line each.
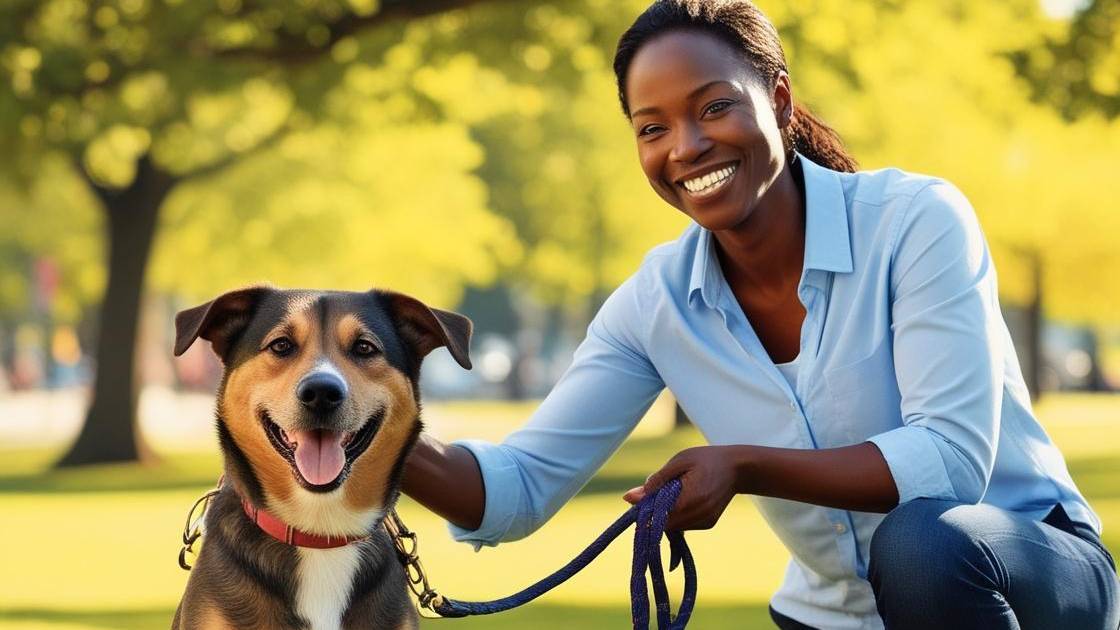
209 0 512 65
178 123 291 184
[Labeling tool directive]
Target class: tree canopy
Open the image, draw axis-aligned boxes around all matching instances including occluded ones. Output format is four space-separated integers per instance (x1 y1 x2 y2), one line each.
1 0 1118 463
5 0 1118 322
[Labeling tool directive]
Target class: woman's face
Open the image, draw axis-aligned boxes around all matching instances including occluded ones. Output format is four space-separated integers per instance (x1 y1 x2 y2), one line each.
625 29 791 232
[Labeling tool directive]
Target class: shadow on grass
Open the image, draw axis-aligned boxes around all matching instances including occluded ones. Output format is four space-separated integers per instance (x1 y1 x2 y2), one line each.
0 450 222 495
3 430 1119 504
0 606 174 630
0 602 777 629
0 430 700 496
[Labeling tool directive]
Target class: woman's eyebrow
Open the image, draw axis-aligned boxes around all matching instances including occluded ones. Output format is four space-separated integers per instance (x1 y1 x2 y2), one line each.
630 80 735 118
688 79 733 98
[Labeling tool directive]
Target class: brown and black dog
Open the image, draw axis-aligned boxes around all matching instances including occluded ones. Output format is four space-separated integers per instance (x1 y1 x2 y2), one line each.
171 286 471 630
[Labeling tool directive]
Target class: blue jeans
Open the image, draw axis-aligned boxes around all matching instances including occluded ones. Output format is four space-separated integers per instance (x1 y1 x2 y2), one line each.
770 500 1119 629
868 499 1118 629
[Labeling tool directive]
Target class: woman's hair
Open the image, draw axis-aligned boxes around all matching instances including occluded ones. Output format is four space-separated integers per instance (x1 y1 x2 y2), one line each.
613 0 859 173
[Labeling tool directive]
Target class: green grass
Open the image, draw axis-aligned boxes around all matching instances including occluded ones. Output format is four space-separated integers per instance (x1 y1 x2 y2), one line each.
1 394 1118 629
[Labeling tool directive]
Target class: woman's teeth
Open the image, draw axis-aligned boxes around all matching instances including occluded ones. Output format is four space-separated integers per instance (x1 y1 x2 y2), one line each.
683 165 736 195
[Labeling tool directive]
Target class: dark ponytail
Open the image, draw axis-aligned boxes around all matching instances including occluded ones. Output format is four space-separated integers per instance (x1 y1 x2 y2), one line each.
787 102 859 172
613 0 858 173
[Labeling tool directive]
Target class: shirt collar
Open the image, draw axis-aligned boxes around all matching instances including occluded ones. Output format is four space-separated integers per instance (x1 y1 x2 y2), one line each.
688 223 722 309
800 154 853 275
687 154 853 309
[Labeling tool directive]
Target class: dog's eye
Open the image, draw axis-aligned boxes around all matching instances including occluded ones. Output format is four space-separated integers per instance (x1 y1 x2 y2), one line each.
268 338 295 356
352 340 378 357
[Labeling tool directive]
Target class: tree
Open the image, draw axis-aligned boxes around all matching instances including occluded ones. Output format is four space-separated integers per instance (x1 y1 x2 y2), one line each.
762 0 1120 396
1 0 516 466
5 0 1117 459
1009 0 1120 121
430 0 1120 399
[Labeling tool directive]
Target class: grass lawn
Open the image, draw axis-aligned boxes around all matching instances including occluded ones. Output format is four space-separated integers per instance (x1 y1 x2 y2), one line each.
1 393 1117 629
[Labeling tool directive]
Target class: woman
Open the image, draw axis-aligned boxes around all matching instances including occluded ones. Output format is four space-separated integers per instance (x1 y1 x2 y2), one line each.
403 1 1119 628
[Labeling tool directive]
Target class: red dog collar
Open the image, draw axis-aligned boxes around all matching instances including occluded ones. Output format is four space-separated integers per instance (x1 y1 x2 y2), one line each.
241 497 369 549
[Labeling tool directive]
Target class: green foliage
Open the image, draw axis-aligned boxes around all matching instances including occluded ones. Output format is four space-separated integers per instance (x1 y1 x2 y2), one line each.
401 1 694 308
1 0 526 313
0 157 102 322
1 0 1118 323
1010 0 1120 120
761 0 1120 322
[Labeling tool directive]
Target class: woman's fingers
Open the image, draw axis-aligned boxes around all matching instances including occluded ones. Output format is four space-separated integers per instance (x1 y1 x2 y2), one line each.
623 486 646 504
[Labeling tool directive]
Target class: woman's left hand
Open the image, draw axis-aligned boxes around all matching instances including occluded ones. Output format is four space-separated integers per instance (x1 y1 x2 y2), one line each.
623 445 746 531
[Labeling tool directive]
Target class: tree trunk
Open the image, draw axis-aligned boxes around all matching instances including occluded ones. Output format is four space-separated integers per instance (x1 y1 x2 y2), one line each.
0 319 15 387
56 156 175 467
1024 251 1043 401
1083 327 1110 392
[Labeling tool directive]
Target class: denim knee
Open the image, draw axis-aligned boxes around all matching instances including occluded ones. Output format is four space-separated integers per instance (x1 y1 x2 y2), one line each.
868 499 993 597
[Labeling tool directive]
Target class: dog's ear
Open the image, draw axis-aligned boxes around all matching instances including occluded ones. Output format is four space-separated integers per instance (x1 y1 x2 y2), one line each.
174 286 272 361
385 292 473 370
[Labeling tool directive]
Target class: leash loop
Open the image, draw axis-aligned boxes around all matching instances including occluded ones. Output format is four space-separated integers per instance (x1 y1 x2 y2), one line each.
387 478 696 628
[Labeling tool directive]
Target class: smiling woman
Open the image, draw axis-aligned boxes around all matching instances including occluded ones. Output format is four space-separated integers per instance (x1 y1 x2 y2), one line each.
402 2 1120 629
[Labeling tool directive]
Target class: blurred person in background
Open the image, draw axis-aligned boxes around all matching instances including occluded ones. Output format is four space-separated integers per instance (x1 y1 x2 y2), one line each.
403 1 1120 628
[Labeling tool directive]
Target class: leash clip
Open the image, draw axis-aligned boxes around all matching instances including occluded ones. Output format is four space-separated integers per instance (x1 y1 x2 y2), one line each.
385 509 447 619
178 478 223 571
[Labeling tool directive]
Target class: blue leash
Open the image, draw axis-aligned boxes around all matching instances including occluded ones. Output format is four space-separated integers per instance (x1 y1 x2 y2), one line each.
404 478 696 628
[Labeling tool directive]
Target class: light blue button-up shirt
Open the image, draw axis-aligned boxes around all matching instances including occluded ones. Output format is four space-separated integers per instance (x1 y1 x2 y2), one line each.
449 156 1098 629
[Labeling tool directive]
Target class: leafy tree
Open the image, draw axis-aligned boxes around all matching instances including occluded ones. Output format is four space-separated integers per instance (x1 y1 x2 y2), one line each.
1009 0 1120 121
764 0 1120 394
4 0 1117 463
0 0 516 466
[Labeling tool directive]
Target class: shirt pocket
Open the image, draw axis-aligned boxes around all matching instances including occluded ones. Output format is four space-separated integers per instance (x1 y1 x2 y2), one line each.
821 339 902 444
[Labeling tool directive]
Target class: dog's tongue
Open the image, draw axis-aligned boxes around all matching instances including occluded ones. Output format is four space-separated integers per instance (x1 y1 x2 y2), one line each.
292 429 346 486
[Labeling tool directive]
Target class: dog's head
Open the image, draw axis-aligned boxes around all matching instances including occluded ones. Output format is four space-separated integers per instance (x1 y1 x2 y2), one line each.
174 286 471 535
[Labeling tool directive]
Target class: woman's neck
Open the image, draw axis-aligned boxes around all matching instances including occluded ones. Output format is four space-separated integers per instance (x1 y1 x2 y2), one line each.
713 160 806 304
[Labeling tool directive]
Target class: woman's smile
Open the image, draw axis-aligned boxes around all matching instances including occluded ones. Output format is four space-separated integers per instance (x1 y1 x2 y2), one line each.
678 161 738 198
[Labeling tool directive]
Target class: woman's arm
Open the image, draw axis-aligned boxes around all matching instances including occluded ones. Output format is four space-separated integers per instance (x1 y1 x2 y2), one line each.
402 434 485 531
400 274 665 547
624 442 898 531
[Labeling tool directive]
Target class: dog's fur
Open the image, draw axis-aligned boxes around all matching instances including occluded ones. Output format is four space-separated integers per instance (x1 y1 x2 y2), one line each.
171 286 472 630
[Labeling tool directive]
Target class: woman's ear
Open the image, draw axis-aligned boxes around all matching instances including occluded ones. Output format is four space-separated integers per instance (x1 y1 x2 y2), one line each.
772 71 794 129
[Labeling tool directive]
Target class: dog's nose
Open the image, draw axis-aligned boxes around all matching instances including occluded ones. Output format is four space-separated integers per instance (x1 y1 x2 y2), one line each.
297 372 348 413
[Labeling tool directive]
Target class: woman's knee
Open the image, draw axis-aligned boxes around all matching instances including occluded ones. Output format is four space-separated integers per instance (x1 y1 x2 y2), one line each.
868 499 988 590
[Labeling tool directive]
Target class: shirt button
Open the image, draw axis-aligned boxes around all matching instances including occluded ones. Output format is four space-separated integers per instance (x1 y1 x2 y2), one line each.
789 401 796 411
833 523 847 534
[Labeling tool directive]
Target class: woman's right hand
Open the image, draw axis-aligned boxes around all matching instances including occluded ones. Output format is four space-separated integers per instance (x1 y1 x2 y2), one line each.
623 445 747 531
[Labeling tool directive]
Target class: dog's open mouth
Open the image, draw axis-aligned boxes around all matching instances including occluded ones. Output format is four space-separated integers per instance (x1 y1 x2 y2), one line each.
261 408 384 492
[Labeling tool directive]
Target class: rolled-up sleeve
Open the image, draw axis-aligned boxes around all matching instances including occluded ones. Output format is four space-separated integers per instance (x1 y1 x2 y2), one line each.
868 182 1004 505
449 274 665 548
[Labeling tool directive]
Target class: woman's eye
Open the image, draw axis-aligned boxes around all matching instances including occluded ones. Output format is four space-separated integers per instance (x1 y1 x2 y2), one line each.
704 100 733 116
268 338 294 356
352 340 378 357
638 124 664 137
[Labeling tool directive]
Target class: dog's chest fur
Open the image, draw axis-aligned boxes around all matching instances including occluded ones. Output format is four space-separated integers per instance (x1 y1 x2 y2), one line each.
295 545 363 630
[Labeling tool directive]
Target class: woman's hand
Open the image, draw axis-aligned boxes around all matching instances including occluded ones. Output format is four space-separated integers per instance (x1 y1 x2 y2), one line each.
623 445 747 531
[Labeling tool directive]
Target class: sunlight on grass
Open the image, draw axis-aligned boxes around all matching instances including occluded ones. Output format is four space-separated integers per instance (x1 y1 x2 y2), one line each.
1 393 1117 629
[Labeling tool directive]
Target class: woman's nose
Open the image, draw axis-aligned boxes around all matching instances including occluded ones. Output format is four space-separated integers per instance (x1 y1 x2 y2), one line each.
669 122 713 164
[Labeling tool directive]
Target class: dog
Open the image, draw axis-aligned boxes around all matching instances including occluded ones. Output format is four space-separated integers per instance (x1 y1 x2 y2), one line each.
171 286 472 630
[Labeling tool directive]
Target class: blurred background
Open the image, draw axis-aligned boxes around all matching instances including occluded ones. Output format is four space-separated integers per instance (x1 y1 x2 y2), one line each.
1 0 1118 628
